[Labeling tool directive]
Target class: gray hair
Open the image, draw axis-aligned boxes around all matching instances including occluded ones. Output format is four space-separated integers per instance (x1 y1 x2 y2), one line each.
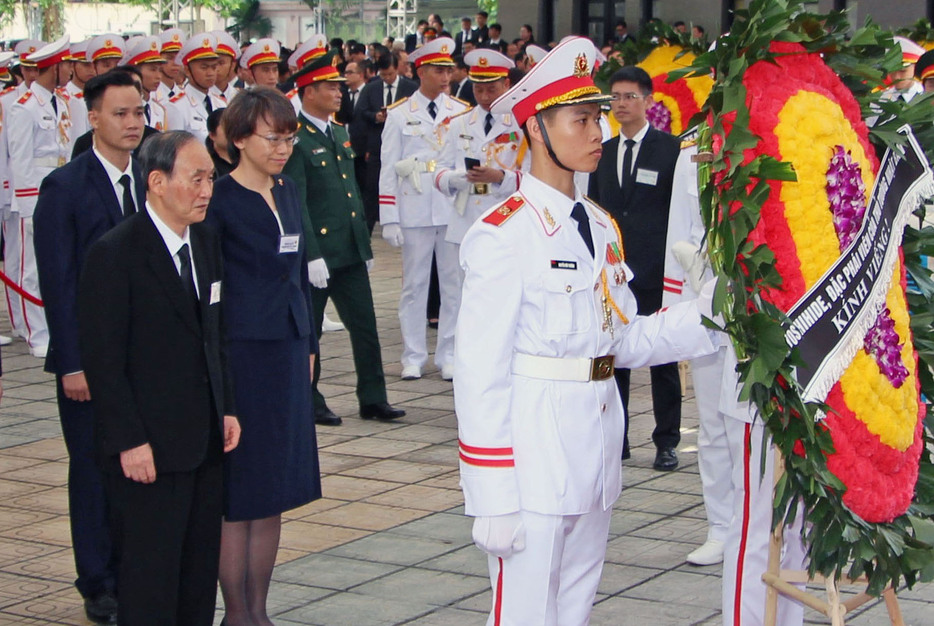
139 130 198 189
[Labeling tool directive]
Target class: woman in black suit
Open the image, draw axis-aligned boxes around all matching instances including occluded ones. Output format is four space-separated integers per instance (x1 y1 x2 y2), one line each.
206 88 321 626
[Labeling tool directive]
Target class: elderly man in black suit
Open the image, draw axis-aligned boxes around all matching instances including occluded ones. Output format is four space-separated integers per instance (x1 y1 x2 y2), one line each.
77 131 241 625
34 70 149 625
355 51 417 230
588 66 682 471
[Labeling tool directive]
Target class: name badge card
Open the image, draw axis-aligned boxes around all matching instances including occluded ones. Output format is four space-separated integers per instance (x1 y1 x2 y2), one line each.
210 281 222 305
279 234 300 254
635 168 659 186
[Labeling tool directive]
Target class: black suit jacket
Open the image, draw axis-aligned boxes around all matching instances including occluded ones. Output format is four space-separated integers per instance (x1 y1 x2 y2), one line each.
78 211 235 473
454 29 476 56
588 127 680 301
355 76 418 159
452 79 475 106
35 150 146 377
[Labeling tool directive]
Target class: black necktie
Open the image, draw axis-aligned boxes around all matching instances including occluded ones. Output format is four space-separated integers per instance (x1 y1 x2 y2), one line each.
118 174 136 216
204 95 213 114
50 96 57 115
484 112 494 136
385 84 393 107
144 103 151 125
428 101 437 120
324 123 333 142
177 243 200 315
621 138 635 189
570 202 595 258
351 90 357 108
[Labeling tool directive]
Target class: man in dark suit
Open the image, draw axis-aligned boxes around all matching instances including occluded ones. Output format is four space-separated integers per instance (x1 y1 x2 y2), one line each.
451 56 475 105
284 51 405 426
77 131 241 625
475 11 490 45
34 71 149 625
405 19 429 53
355 51 417 230
588 66 682 471
454 17 476 56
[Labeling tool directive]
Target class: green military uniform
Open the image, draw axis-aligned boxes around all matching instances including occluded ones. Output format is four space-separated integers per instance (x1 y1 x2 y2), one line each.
284 105 389 412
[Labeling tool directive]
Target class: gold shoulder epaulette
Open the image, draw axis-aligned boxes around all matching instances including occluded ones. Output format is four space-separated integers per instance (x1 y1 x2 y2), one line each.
450 96 470 107
17 91 32 105
483 195 524 226
447 107 473 122
386 96 408 110
680 138 697 149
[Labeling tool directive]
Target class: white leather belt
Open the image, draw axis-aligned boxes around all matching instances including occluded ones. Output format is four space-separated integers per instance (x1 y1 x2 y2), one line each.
512 353 615 382
34 156 64 168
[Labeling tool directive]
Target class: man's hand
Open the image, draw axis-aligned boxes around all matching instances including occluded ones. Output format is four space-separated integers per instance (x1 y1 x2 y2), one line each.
309 353 317 382
120 443 156 484
466 166 506 185
62 372 91 402
223 415 241 453
375 110 387 124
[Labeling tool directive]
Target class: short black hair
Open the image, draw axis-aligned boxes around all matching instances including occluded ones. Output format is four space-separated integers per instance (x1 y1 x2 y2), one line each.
330 37 343 50
673 21 685 28
84 70 139 111
139 131 198 189
507 67 525 85
349 43 366 56
616 19 627 28
376 52 399 71
609 66 652 95
489 23 502 33
694 25 706 35
417 19 429 27
359 58 374 76
477 10 488 18
206 108 225 135
453 55 468 71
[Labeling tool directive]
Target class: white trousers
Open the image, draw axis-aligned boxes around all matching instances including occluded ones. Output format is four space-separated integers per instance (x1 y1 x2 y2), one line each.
485 507 612 626
691 348 734 543
3 215 47 348
2 212 24 337
722 419 806 626
399 226 459 369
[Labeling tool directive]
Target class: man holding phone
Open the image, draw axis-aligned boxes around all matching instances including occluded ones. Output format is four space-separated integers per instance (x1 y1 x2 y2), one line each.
435 48 527 323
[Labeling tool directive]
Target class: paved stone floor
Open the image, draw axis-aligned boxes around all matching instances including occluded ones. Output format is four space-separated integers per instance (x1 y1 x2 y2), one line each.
0 233 931 625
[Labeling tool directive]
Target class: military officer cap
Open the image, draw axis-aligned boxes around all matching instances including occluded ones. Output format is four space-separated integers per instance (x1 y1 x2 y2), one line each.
408 37 456 69
894 36 925 68
177 32 218 66
465 48 513 83
491 36 612 127
239 38 280 69
14 40 46 67
69 38 92 63
123 35 165 66
916 49 934 82
525 44 549 67
26 36 71 70
290 48 345 88
87 34 125 64
212 30 239 59
0 51 15 82
160 28 185 54
288 33 328 70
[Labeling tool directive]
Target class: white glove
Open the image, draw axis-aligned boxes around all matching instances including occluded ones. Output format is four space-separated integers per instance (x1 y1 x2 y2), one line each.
394 157 422 193
672 240 708 294
472 513 526 559
366 258 374 272
696 277 723 324
382 223 405 247
307 258 330 289
448 170 470 192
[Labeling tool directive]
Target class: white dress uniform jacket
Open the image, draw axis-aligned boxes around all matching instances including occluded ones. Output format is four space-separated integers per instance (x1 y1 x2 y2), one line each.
144 96 168 131
435 106 529 244
210 82 238 105
0 83 25 212
454 173 717 517
165 87 226 142
379 90 469 227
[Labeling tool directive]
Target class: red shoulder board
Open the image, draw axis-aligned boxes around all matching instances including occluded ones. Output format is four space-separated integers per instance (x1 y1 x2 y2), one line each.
17 91 32 105
0 85 15 96
169 92 185 103
55 88 70 100
483 195 524 226
286 88 298 98
74 91 84 99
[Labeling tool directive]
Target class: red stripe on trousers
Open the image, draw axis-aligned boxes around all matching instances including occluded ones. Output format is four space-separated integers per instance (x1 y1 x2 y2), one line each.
494 556 504 626
733 422 753 624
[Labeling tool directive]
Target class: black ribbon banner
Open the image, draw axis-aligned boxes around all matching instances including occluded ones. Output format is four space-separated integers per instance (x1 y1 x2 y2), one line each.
783 128 932 402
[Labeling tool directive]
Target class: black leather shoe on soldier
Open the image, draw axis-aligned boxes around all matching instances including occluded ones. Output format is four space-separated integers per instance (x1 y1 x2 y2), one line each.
84 590 117 624
315 406 342 426
653 447 679 471
360 402 406 420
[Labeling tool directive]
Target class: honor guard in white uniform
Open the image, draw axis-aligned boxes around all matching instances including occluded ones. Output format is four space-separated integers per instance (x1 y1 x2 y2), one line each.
7 36 75 357
122 35 168 131
239 38 281 91
166 33 226 142
0 50 17 345
286 34 330 113
65 39 93 99
663 138 806 626
379 37 469 380
154 28 185 104
1 41 42 342
87 34 125 76
454 37 718 625
210 30 240 103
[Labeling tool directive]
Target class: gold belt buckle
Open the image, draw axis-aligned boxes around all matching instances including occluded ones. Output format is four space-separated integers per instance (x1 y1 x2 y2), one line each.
425 159 437 173
472 183 489 195
58 156 66 167
590 355 615 381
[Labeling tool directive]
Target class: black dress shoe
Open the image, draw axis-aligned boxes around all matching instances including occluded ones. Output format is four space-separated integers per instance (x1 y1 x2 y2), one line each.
360 402 406 420
315 406 342 426
653 447 679 471
84 590 117 624
621 446 631 461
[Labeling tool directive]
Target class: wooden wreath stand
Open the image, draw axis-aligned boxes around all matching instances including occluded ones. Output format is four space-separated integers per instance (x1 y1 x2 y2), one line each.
761 447 905 626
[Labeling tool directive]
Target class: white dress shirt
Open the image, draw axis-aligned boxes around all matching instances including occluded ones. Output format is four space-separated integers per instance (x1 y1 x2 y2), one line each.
616 121 650 187
93 148 138 214
146 201 199 298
